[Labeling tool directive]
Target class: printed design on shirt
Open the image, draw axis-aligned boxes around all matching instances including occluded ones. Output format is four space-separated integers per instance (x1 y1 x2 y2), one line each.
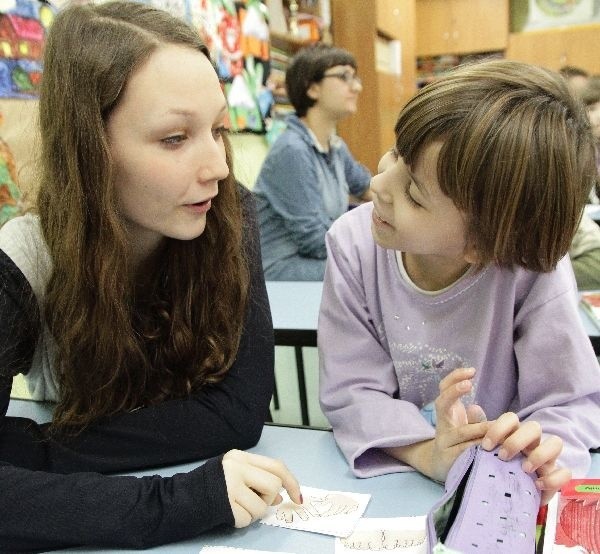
389 341 475 407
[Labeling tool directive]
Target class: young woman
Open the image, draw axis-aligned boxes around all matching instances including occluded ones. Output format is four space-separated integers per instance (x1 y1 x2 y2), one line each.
319 60 600 505
0 2 300 550
253 44 372 281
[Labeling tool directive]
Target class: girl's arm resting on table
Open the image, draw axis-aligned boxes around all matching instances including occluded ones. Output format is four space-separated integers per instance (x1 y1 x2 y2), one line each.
0 455 233 552
319 233 436 478
513 281 600 477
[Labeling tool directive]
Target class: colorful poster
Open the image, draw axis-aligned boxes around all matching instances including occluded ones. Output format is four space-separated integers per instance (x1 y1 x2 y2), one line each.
0 0 55 98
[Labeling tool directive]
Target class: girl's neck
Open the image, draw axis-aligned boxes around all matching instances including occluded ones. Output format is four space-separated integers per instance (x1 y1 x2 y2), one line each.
301 110 337 151
403 252 472 292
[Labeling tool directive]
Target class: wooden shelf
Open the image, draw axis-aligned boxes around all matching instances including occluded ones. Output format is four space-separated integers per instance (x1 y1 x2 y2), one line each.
270 31 316 53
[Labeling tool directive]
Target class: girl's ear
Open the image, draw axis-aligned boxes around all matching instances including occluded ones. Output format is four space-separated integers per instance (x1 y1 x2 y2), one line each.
463 244 479 264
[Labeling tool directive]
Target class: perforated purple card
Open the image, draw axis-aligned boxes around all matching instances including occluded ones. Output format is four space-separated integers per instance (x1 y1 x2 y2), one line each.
426 445 541 553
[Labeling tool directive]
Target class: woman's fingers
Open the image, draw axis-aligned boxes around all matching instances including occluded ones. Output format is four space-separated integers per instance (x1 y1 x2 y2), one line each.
222 450 302 528
240 452 302 505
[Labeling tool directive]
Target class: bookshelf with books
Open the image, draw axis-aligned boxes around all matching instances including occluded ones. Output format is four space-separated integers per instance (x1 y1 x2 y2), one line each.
266 1 326 142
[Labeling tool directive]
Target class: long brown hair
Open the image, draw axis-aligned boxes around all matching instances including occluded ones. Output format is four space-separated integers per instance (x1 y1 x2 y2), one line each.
394 60 597 272
36 1 249 429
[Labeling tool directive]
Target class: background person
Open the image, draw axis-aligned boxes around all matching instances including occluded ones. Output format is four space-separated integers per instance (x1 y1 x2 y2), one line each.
254 43 371 281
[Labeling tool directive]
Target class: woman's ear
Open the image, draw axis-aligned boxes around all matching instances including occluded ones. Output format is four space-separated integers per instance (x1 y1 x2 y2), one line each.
306 82 320 100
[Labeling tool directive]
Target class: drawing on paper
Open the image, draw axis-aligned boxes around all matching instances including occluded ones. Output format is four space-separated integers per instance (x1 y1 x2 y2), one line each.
276 493 359 523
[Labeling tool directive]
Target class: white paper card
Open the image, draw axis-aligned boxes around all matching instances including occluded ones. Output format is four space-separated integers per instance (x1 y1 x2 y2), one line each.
335 517 428 553
260 485 370 538
200 546 291 554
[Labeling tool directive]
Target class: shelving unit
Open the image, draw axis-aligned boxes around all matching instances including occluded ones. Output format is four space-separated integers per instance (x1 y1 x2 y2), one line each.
331 0 417 174
267 3 324 128
505 23 600 74
267 0 599 172
415 0 509 57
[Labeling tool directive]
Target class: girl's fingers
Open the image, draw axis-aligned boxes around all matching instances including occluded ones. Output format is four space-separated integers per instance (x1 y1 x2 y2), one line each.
536 466 572 506
438 367 476 393
480 412 522 452
466 404 487 424
521 434 564 473
246 453 302 505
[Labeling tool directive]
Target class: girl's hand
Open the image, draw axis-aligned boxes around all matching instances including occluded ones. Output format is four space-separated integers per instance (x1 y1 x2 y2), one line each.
427 367 490 481
222 449 302 528
480 412 572 505
384 367 489 481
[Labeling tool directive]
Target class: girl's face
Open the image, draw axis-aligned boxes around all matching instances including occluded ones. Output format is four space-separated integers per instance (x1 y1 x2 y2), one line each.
587 101 600 140
370 141 474 288
308 64 362 119
107 44 229 264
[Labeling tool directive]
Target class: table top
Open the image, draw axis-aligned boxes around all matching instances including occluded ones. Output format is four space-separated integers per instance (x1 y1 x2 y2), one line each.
6 400 600 554
266 281 322 332
266 280 600 342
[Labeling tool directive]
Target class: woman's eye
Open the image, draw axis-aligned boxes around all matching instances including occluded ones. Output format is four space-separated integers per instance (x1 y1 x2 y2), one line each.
161 134 187 146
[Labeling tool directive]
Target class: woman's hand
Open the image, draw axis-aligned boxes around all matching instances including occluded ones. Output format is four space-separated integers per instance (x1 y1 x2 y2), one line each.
480 412 572 505
222 450 302 528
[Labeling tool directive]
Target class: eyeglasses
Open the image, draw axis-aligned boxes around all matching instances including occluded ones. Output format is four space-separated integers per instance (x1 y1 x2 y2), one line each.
321 71 362 86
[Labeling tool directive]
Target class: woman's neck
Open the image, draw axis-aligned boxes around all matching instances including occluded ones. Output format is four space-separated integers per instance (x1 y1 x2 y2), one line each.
301 110 336 151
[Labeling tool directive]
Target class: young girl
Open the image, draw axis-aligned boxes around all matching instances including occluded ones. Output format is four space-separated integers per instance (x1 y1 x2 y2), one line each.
0 2 300 551
319 60 600 504
254 43 371 281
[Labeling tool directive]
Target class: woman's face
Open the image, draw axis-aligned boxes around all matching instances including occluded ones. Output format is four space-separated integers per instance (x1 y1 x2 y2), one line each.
308 64 362 119
106 44 229 263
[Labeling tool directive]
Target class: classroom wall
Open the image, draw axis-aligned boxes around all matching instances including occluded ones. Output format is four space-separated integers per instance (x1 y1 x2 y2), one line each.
0 99 40 205
229 132 269 190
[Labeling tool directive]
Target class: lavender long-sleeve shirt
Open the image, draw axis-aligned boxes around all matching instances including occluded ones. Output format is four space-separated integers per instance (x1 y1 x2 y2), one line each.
319 202 600 478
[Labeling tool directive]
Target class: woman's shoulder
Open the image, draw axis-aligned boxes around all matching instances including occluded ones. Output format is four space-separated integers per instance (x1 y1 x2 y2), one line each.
0 213 51 300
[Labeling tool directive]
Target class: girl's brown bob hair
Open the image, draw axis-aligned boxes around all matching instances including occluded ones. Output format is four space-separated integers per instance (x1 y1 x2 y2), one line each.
395 60 596 272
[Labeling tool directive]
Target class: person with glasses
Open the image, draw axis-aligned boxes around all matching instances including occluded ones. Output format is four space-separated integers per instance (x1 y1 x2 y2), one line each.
253 43 372 281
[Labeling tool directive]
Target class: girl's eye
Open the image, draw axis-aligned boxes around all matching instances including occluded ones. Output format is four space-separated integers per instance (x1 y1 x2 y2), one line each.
403 181 421 208
212 126 227 140
161 134 187 146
